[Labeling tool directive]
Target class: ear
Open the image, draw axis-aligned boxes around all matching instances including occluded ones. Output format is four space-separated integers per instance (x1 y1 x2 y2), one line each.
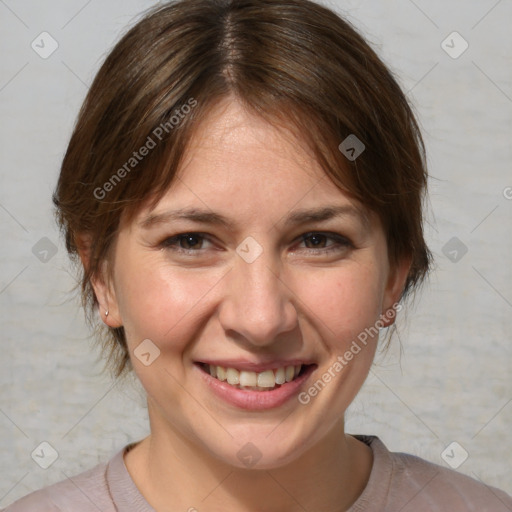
380 255 412 328
76 233 123 328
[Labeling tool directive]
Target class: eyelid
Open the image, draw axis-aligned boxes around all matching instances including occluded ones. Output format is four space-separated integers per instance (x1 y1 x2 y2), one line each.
159 232 214 253
159 231 353 255
294 231 353 251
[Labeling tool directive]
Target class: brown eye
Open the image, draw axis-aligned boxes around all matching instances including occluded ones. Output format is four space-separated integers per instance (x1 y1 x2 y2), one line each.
177 234 203 250
299 232 353 253
160 233 212 253
303 233 329 248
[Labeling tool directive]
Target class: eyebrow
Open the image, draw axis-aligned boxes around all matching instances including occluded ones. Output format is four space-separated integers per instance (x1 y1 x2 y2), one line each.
139 205 371 232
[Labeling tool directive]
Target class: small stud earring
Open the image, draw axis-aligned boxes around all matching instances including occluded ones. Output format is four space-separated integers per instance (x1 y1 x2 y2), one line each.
105 310 109 317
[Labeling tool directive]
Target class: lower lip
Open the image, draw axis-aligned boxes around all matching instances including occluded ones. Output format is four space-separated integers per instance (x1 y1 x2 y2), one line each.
195 364 316 410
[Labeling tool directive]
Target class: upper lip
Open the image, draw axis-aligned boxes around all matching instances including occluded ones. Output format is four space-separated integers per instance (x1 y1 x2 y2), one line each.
196 359 316 373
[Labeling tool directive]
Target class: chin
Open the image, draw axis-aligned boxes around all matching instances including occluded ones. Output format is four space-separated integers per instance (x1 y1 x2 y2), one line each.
196 418 325 471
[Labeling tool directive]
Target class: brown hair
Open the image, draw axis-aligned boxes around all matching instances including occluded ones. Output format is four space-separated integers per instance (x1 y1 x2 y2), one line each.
53 0 432 377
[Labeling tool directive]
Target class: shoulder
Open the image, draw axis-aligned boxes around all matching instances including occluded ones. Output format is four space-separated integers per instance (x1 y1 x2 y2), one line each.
353 435 512 512
1 458 115 512
391 449 511 510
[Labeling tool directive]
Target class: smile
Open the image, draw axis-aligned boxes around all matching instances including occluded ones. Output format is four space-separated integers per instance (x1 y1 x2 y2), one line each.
199 362 306 391
195 361 316 410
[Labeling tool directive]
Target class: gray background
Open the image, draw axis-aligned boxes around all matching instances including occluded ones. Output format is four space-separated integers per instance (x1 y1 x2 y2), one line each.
1 0 511 506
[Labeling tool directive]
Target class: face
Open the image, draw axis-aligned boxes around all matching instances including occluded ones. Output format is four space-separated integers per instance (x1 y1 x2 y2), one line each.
94 98 408 469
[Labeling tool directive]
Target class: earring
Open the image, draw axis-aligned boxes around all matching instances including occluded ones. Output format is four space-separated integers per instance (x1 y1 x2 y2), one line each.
105 310 109 317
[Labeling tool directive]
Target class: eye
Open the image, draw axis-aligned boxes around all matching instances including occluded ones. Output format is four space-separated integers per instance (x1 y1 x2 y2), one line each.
159 231 353 256
297 232 353 254
160 233 213 253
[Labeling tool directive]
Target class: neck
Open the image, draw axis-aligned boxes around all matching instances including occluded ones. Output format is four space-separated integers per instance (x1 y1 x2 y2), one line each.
124 406 373 512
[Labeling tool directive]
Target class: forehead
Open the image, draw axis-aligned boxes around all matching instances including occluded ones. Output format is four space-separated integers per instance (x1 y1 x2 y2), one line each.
179 98 324 185
130 98 373 233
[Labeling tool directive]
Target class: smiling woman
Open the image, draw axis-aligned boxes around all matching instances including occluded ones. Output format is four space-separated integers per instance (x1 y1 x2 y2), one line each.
3 0 512 511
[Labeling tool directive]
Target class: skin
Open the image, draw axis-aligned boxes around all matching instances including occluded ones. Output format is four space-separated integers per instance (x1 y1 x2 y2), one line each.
83 96 411 511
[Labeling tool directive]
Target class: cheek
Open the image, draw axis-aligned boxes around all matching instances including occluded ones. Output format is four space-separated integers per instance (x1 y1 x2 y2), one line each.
115 256 228 350
287 266 384 434
294 264 384 345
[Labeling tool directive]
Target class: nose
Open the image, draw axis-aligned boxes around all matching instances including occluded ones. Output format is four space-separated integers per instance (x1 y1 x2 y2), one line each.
218 248 298 347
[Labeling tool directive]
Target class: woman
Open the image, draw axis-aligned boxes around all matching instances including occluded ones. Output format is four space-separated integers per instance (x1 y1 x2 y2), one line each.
4 0 511 510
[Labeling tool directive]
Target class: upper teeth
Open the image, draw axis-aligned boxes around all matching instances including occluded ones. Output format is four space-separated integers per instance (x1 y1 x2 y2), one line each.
207 364 302 390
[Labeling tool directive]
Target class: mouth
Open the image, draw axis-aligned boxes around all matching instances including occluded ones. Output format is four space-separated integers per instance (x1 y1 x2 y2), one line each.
197 362 314 391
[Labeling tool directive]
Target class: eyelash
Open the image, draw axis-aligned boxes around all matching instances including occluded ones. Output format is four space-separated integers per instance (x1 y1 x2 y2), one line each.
159 232 353 256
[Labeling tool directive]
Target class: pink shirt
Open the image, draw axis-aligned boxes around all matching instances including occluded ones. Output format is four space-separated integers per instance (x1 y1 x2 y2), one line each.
3 435 511 511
